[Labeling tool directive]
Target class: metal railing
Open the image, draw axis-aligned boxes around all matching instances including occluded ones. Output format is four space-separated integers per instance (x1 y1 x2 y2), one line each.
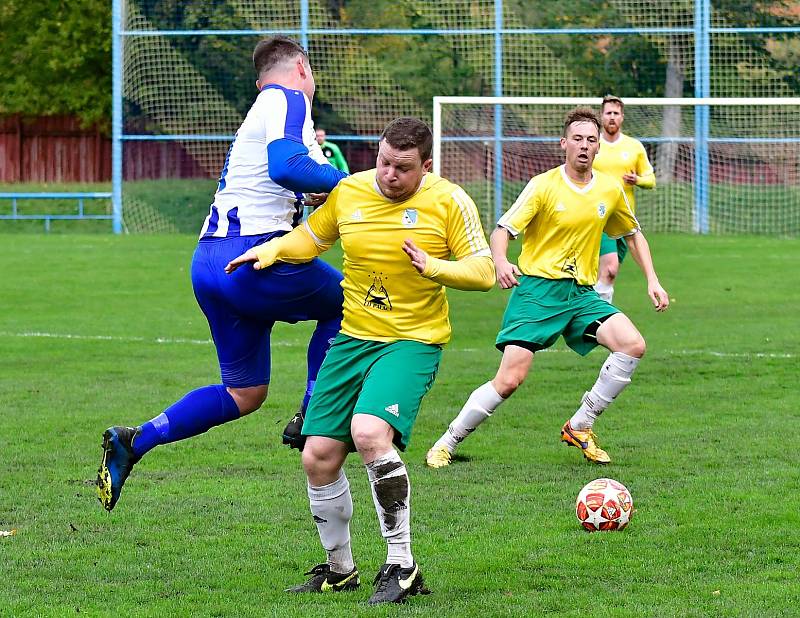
0 192 113 232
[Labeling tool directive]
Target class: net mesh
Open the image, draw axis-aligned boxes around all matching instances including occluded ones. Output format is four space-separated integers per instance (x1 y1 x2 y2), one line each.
437 100 800 235
119 1 798 234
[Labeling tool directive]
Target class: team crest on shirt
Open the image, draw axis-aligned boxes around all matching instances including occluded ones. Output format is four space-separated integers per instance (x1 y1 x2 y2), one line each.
561 254 578 277
555 203 566 212
622 151 630 160
597 202 607 218
402 209 418 227
365 274 392 311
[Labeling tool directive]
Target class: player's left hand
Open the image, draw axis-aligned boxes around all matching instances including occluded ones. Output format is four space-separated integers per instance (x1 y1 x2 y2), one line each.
622 172 638 185
402 239 427 273
304 192 328 207
648 282 670 312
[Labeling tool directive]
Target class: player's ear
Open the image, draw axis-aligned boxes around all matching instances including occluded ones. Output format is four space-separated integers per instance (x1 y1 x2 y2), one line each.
560 136 567 150
422 158 433 172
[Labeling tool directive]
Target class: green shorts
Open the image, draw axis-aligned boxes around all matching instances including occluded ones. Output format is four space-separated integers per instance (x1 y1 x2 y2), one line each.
495 276 619 356
302 334 442 451
599 233 628 263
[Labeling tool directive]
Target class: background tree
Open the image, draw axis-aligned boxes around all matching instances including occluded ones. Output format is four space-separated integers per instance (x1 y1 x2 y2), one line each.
0 0 111 130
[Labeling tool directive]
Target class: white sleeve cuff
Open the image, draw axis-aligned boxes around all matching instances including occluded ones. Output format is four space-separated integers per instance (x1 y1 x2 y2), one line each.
497 222 520 239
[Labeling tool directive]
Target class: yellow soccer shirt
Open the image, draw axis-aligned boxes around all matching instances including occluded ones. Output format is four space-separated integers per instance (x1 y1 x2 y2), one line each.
304 170 490 345
592 132 655 212
497 166 639 285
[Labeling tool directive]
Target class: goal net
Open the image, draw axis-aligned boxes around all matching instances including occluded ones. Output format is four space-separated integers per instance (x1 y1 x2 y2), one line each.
115 1 799 235
433 97 800 236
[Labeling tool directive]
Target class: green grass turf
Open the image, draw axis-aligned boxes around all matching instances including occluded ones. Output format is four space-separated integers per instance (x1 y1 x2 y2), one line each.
1 233 799 616
2 179 798 235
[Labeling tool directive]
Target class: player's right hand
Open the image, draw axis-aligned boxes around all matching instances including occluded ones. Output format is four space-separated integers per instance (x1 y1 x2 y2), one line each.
622 171 638 185
224 244 277 274
495 260 521 289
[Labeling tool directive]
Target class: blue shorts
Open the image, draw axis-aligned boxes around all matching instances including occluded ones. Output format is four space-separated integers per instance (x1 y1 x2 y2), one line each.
191 233 344 388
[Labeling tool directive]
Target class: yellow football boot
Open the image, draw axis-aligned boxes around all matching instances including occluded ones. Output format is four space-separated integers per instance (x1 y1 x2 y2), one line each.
425 445 452 469
560 421 611 464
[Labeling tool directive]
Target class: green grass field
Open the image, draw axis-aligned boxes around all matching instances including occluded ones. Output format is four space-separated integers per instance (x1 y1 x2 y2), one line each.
3 179 798 236
1 233 799 616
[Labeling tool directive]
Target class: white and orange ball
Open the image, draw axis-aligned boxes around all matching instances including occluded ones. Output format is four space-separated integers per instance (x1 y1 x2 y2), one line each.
575 478 633 531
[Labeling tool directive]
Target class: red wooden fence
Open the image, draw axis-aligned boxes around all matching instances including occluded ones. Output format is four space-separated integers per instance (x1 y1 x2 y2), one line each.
4 115 792 186
0 116 110 183
0 116 211 183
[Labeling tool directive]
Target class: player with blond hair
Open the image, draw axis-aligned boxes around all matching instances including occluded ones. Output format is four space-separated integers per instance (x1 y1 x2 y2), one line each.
426 107 668 469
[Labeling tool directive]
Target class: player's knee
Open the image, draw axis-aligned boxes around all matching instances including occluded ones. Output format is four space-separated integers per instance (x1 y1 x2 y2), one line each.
229 385 268 415
623 335 646 359
301 447 323 477
493 371 525 398
600 263 619 283
350 414 395 461
632 336 646 358
351 426 382 454
302 447 340 484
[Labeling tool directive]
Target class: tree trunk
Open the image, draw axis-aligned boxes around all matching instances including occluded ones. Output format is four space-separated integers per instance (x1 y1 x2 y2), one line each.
657 37 685 183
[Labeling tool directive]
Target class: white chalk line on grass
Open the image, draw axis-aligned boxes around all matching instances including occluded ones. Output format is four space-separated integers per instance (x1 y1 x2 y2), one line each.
0 331 795 359
0 330 290 347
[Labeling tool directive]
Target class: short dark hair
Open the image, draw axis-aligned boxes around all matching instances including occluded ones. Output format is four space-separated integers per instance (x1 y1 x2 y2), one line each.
380 117 433 161
253 36 308 77
563 107 601 137
602 94 625 112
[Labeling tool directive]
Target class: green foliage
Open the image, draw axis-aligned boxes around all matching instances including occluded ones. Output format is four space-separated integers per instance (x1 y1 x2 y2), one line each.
0 1 797 130
713 0 800 94
342 1 487 103
0 0 111 129
135 1 259 118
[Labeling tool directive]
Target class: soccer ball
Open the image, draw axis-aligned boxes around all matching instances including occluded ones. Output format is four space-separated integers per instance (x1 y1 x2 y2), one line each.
575 478 633 531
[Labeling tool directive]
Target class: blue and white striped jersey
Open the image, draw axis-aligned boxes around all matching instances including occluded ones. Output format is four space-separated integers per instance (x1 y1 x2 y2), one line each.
199 84 333 239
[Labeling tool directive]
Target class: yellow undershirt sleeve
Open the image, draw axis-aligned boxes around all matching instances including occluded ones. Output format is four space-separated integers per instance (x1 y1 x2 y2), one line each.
636 171 656 189
253 224 326 268
636 148 656 189
421 254 495 291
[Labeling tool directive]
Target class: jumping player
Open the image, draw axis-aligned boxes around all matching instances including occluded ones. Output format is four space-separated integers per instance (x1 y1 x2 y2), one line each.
96 36 347 512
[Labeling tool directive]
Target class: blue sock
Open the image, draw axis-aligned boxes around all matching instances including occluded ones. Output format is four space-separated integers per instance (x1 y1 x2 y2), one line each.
302 317 340 412
301 380 315 414
133 385 240 457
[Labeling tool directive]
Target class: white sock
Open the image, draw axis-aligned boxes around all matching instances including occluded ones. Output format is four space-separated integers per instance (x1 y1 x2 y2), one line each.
570 352 639 430
434 381 506 453
308 472 355 573
365 450 413 568
595 281 614 303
